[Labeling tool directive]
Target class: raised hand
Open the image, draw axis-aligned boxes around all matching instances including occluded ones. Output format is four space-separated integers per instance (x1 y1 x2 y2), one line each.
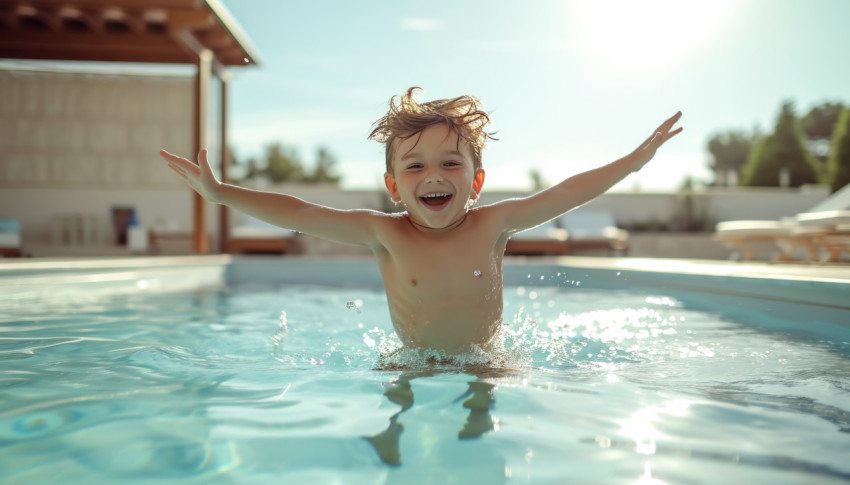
632 111 683 170
159 149 222 203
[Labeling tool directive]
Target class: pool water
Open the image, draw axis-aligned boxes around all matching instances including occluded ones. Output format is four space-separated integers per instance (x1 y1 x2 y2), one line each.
1 280 849 484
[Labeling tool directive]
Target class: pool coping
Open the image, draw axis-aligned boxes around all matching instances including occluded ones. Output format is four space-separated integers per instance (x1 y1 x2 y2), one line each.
2 254 848 279
2 255 849 310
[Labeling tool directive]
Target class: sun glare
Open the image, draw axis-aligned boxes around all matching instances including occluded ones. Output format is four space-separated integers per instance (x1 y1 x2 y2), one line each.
572 0 739 72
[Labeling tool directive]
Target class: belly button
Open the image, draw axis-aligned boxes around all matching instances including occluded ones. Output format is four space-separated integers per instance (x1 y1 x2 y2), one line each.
411 278 418 287
473 270 482 278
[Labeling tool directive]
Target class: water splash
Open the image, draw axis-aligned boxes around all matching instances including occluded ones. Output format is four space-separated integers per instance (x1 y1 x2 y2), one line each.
270 295 688 372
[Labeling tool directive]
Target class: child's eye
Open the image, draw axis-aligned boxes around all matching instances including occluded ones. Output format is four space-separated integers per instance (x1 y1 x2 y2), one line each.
444 160 460 167
406 163 423 170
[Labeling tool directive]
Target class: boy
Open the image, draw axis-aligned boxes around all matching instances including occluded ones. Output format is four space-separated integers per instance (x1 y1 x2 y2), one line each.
160 87 682 357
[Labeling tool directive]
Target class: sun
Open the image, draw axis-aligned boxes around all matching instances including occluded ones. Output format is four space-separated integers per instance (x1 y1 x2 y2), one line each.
572 0 739 72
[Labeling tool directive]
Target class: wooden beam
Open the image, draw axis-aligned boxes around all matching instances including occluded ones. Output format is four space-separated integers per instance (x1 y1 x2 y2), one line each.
62 7 105 33
37 6 63 31
0 30 174 47
0 5 19 29
20 0 202 9
0 45 193 63
0 30 193 63
195 27 233 48
174 28 227 74
167 9 212 31
192 49 213 254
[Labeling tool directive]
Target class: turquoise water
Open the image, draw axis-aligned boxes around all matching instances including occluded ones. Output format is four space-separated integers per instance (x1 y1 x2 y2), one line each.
1 279 849 484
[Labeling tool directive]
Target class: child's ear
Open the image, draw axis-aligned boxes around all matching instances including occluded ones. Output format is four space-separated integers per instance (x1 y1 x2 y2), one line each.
384 172 401 203
472 169 485 199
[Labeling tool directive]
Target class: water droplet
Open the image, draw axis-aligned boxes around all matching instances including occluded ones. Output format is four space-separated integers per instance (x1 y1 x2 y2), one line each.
346 299 363 314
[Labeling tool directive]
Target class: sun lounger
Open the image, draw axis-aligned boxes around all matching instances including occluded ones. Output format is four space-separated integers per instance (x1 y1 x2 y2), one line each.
504 209 629 256
227 215 297 254
713 219 819 261
795 210 850 262
713 184 850 262
558 209 629 255
505 219 568 255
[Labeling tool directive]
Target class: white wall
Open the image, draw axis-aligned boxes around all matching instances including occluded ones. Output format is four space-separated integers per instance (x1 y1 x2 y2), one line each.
0 68 193 188
0 187 205 244
0 68 833 255
481 184 830 227
0 67 210 248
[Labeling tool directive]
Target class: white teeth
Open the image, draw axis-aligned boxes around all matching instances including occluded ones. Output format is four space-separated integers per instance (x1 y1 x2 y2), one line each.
421 193 450 198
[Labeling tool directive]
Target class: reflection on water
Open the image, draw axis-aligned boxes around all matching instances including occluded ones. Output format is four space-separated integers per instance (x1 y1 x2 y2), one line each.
365 369 501 466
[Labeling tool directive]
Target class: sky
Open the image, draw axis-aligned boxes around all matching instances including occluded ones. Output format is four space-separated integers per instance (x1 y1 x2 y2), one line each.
218 0 848 192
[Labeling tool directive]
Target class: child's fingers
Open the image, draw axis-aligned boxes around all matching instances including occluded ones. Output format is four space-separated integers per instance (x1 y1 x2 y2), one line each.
161 150 200 171
160 150 187 163
657 111 683 132
197 149 213 174
166 158 201 179
167 163 188 180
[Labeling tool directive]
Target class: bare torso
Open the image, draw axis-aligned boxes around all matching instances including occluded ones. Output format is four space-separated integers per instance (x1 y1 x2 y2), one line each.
372 207 510 354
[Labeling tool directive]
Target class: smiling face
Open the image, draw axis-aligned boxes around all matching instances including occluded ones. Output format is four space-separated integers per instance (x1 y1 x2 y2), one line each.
384 123 485 231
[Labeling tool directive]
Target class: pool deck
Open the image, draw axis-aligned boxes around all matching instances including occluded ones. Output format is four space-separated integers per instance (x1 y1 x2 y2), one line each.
2 255 849 310
535 256 850 284
3 254 847 282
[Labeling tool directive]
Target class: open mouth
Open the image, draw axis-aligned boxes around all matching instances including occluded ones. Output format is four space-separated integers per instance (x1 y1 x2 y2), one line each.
419 192 453 209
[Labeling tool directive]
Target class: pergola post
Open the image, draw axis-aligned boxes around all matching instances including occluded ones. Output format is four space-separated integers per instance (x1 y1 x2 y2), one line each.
192 48 212 254
218 72 231 253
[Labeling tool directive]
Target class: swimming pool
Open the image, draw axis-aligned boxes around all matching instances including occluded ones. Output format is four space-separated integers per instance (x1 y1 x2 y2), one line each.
1 256 849 484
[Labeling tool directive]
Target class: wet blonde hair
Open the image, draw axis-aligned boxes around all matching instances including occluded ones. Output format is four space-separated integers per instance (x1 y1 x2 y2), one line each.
369 87 496 173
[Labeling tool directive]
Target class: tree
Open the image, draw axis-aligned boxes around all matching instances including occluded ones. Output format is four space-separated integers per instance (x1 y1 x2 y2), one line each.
232 142 343 184
528 168 547 191
304 146 341 184
801 101 846 163
825 108 850 192
801 101 845 140
244 158 263 180
264 143 304 183
740 101 820 187
706 130 755 185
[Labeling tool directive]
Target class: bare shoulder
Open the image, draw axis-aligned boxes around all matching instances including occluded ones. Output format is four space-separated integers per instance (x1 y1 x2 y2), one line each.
474 198 527 231
361 209 409 238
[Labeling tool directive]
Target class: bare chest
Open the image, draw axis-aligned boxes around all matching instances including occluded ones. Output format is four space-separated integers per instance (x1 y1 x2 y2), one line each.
383 228 503 299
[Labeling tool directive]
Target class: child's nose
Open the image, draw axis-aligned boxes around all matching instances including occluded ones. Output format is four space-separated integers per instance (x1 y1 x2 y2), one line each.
424 169 443 183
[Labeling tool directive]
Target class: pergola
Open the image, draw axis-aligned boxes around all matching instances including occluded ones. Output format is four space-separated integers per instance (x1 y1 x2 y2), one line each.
0 0 261 253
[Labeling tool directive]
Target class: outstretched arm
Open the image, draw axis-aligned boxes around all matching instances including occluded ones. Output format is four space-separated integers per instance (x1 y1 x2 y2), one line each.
498 111 683 233
160 149 383 247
